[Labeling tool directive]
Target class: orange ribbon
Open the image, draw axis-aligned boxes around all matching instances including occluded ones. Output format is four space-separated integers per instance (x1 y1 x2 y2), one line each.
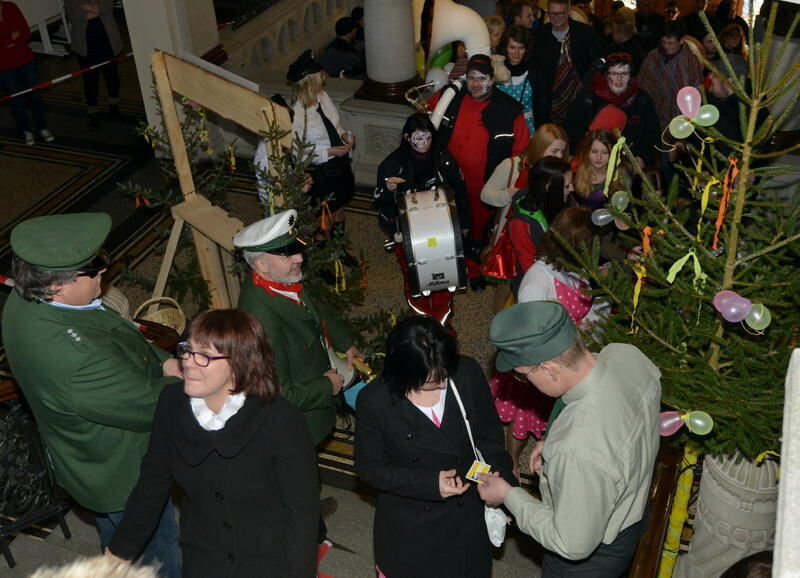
712 158 739 251
320 201 333 234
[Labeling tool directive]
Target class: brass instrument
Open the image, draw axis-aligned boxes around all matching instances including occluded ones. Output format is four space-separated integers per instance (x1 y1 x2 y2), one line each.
404 81 435 113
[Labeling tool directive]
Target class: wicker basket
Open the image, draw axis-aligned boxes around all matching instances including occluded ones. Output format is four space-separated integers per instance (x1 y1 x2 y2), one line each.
133 297 186 335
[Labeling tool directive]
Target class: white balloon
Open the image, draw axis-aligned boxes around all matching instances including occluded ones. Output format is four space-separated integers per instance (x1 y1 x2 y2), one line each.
425 67 449 93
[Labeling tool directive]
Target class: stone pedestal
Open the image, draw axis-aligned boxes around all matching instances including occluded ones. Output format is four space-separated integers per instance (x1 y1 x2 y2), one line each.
677 453 778 577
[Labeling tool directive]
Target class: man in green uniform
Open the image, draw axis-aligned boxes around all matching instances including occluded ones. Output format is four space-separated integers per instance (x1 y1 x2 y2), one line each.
2 213 180 577
478 301 660 576
234 209 361 540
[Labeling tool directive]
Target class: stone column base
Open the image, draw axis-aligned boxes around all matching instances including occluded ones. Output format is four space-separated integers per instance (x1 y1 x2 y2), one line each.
356 76 424 106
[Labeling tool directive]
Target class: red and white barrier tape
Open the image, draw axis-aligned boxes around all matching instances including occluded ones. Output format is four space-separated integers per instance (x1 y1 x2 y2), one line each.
0 51 133 104
0 274 15 288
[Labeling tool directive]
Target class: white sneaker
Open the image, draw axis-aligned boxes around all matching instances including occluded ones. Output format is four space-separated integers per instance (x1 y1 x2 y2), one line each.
24 131 35 146
40 129 55 143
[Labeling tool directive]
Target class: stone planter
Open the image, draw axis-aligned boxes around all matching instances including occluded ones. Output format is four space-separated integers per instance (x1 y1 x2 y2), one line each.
676 453 779 577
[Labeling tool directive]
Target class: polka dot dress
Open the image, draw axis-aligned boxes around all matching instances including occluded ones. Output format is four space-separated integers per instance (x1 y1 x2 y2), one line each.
490 371 555 440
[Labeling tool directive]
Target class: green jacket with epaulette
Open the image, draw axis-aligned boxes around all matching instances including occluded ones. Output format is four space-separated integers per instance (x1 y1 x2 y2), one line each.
237 278 353 445
1 291 178 512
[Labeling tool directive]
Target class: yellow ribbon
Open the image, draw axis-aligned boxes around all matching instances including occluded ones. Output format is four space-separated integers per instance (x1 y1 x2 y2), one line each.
658 444 700 577
630 262 646 331
666 248 708 291
603 136 626 198
333 259 346 294
756 450 780 462
697 177 720 241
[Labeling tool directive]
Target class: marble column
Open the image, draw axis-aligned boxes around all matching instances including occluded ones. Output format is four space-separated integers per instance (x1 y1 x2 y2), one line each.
358 0 420 103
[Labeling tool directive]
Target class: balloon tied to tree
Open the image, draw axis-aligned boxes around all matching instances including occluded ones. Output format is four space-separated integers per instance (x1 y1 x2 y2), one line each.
569 5 800 460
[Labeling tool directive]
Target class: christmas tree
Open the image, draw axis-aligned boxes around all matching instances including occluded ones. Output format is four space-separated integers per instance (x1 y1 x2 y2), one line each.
568 7 800 458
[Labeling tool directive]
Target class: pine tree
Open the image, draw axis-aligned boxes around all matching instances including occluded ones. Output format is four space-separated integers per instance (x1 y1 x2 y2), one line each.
566 7 800 458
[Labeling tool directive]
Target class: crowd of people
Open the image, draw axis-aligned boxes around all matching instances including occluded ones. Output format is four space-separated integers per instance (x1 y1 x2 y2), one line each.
2 0 770 576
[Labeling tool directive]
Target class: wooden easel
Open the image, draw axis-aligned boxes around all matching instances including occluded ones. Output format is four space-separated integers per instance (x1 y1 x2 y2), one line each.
149 51 292 310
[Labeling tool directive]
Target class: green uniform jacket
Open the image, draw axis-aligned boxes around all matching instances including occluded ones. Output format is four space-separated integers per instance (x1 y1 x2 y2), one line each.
237 277 353 445
1 291 178 513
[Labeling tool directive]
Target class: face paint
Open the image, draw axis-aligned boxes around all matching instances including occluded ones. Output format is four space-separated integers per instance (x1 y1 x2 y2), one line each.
466 72 493 100
409 130 433 153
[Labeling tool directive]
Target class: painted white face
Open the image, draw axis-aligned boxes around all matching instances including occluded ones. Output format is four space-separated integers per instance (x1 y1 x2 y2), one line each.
606 64 631 95
408 130 433 153
466 71 493 100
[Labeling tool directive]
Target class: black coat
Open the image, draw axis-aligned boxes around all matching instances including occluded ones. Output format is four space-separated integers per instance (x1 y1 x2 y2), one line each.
108 384 320 577
531 19 604 126
374 146 469 231
355 356 515 578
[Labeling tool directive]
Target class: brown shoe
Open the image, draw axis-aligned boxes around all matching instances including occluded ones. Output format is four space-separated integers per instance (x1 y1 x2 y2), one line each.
320 496 338 518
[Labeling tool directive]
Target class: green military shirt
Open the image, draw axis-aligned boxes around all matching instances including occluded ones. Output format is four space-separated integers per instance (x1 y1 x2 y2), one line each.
237 277 354 445
2 291 179 512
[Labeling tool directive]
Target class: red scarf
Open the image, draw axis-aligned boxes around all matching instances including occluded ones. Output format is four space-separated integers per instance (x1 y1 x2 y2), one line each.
591 72 640 109
251 270 304 303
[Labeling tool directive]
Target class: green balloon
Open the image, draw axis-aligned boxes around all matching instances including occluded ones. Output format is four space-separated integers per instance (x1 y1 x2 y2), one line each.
745 303 772 331
669 115 694 139
686 411 714 435
694 104 720 127
611 190 630 211
428 45 453 68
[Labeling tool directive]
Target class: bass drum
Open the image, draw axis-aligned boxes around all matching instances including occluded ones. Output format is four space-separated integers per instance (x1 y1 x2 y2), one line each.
398 187 467 297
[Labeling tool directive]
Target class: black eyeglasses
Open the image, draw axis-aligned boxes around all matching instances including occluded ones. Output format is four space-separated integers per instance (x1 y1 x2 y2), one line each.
176 342 231 367
76 250 110 278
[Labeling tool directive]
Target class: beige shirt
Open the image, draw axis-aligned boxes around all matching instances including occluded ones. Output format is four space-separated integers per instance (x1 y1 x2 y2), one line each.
505 343 661 560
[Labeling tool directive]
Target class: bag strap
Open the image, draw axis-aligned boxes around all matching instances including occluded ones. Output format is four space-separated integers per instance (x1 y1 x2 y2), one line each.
449 379 484 463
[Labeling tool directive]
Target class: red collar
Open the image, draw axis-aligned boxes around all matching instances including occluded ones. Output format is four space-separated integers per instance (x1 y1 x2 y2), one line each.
592 72 640 108
252 270 304 303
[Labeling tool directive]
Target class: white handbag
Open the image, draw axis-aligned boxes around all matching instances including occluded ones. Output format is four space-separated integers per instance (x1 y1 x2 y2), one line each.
449 379 508 547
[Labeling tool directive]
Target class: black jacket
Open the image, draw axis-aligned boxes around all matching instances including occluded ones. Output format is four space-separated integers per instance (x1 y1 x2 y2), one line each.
437 86 523 182
355 356 516 578
374 146 470 231
531 19 604 126
108 384 320 577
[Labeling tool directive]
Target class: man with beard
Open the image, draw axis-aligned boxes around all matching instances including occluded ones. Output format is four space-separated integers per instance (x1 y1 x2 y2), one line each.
566 53 658 166
234 209 361 543
429 54 529 289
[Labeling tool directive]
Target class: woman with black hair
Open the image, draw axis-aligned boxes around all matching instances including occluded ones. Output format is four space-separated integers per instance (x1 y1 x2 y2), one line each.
374 112 468 233
374 113 469 324
355 316 515 578
507 156 573 281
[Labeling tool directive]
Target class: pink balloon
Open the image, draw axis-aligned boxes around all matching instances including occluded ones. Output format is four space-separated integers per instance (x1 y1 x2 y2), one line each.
720 296 752 322
677 86 702 119
659 411 685 436
713 290 739 312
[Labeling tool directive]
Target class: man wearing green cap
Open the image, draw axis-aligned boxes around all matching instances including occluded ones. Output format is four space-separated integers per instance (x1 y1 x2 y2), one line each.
2 213 181 577
234 209 360 540
478 301 661 575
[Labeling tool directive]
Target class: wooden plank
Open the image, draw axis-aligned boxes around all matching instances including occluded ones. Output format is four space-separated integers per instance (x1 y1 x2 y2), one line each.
220 248 240 307
150 216 185 302
171 195 243 251
190 228 231 309
163 52 276 136
627 443 684 577
151 52 196 201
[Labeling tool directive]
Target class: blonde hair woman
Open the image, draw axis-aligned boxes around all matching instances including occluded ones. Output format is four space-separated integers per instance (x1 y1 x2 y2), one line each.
288 49 355 239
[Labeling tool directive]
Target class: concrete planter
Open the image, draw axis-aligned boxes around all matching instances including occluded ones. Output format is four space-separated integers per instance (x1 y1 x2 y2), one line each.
676 453 778 577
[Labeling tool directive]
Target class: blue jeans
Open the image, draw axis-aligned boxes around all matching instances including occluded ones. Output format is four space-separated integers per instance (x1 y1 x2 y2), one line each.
0 60 47 133
95 501 181 578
